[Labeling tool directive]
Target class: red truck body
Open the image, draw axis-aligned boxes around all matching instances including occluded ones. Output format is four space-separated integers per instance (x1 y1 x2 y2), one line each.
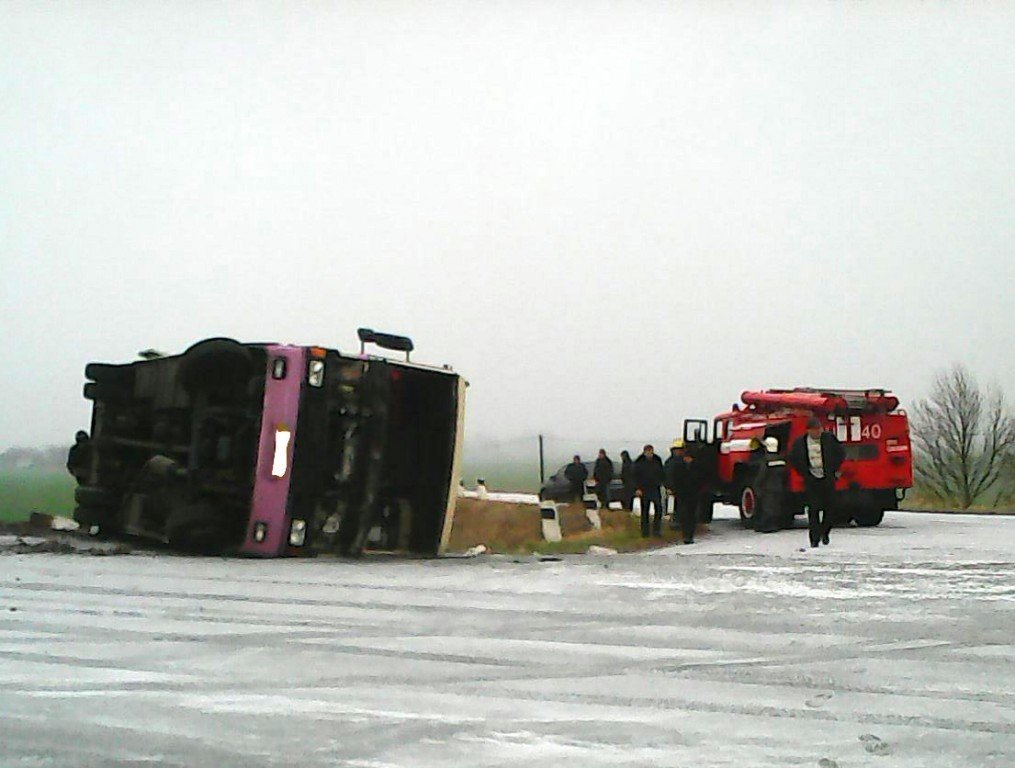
686 387 913 528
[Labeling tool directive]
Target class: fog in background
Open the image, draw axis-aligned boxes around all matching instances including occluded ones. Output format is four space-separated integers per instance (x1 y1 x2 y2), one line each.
3 2 1013 478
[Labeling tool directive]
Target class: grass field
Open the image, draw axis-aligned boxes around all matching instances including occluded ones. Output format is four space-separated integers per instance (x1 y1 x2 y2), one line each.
459 459 541 494
0 470 75 522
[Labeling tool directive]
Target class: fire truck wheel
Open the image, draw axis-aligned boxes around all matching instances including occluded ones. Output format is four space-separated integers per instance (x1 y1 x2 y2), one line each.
852 508 885 527
739 486 758 528
751 496 782 533
780 500 804 529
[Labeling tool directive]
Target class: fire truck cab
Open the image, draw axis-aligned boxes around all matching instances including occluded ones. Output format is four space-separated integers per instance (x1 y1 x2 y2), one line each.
684 388 913 530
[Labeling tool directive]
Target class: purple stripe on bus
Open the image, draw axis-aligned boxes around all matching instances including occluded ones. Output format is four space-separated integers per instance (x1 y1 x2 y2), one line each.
240 345 306 556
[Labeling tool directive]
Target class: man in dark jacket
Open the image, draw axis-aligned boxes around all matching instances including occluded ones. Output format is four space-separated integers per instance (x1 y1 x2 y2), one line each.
66 431 92 485
633 444 665 537
663 443 683 503
563 455 588 503
693 439 719 525
752 437 789 533
663 442 683 530
620 450 635 510
592 449 614 509
665 441 698 544
789 417 846 547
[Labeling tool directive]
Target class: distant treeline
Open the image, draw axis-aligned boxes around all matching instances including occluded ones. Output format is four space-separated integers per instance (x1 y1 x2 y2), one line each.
0 446 67 472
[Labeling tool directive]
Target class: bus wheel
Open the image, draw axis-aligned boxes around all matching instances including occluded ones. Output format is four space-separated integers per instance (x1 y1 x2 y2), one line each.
739 486 758 528
73 487 120 533
178 338 253 392
852 508 885 527
166 503 227 554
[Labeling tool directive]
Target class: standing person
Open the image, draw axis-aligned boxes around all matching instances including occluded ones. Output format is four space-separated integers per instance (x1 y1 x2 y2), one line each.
66 430 92 485
633 444 665 537
665 441 696 542
752 437 788 533
789 417 845 547
664 441 684 529
592 449 614 509
620 450 636 510
563 455 588 503
680 448 707 544
694 439 719 527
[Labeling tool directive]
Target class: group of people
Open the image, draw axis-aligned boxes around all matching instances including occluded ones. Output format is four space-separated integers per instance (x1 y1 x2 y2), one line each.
562 416 846 549
564 442 711 545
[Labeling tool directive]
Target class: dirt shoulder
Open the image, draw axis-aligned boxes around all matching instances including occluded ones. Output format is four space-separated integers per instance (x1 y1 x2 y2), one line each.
1 500 700 558
449 498 693 554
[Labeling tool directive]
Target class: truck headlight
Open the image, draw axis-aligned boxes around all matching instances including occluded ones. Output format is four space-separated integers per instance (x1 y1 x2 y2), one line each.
289 518 307 547
253 522 268 543
308 360 325 387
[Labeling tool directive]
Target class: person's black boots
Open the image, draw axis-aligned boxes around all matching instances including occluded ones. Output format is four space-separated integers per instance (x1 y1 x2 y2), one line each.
822 534 830 545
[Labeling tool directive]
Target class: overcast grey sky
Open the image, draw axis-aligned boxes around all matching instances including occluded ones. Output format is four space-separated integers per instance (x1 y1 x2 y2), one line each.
2 1 1013 452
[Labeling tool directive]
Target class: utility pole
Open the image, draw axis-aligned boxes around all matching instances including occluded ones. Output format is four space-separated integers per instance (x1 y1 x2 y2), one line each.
538 434 545 485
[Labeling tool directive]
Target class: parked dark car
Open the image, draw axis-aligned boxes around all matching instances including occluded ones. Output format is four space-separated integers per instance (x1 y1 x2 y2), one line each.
539 461 624 503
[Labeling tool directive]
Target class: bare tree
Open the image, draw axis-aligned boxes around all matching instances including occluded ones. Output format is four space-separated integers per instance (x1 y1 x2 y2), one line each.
998 452 1015 506
911 365 1015 509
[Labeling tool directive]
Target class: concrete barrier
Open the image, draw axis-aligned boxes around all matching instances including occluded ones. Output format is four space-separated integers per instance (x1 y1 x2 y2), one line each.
539 501 562 542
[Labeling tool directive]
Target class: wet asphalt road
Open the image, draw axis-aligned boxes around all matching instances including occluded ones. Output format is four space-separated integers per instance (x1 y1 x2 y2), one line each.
1 509 1013 767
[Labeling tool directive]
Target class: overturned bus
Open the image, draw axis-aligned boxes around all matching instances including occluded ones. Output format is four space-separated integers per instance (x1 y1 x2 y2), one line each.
71 331 466 557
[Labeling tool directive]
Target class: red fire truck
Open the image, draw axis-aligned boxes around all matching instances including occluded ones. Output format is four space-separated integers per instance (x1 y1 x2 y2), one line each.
683 388 913 530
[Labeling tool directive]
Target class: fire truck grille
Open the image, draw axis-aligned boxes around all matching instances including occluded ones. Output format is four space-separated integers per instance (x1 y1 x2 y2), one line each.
844 444 880 461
